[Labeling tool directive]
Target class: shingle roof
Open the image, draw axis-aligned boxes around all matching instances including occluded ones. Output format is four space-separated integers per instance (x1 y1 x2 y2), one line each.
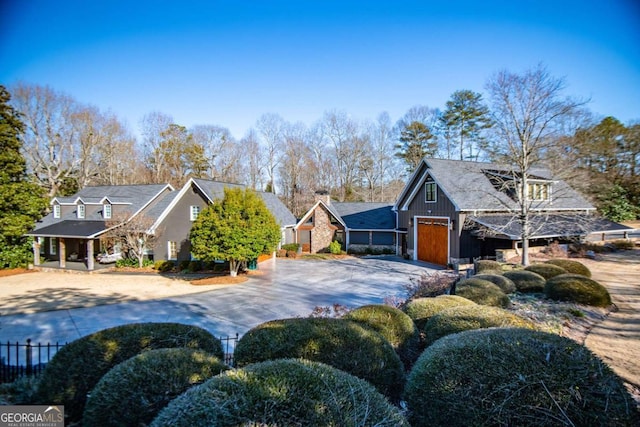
398 158 594 212
192 179 297 227
26 220 107 238
332 203 395 230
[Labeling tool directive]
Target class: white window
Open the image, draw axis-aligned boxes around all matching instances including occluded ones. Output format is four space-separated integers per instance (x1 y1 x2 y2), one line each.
527 183 551 201
168 241 177 260
77 204 85 219
53 204 61 219
50 238 57 255
38 237 45 255
190 205 201 221
103 204 112 219
425 181 437 203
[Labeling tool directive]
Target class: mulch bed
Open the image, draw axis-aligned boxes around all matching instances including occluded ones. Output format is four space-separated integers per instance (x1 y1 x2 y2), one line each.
0 268 32 278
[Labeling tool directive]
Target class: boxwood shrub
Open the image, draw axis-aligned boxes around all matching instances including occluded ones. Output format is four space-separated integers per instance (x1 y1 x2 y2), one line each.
455 278 510 307
545 258 592 277
83 348 228 426
475 259 502 273
473 273 517 293
525 263 567 279
405 328 639 427
343 304 420 369
36 323 222 423
503 270 546 293
422 305 535 347
233 317 405 401
403 295 477 331
151 359 409 427
545 274 612 307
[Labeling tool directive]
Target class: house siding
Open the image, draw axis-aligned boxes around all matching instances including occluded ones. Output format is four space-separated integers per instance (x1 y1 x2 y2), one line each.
154 186 206 261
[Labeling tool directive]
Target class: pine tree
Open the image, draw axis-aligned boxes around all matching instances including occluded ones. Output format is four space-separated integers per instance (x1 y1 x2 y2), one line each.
0 85 48 268
394 121 437 172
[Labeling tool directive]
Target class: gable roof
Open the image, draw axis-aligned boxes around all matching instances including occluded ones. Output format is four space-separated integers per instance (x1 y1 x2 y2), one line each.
30 184 175 237
395 158 594 212
332 203 396 230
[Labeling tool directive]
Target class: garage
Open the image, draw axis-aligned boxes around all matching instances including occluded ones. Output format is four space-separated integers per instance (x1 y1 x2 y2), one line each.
416 217 449 266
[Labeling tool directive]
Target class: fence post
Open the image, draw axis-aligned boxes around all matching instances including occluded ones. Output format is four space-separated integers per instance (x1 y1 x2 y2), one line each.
25 339 33 376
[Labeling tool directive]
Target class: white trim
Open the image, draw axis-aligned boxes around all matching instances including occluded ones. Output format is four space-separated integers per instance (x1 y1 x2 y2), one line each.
50 237 57 255
424 180 437 203
190 205 201 221
167 241 178 260
150 179 198 233
400 169 429 211
77 204 85 219
413 215 450 265
103 203 112 219
53 204 61 218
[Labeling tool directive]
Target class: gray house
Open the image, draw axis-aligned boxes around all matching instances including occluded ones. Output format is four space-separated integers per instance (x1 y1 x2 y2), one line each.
394 158 632 266
150 178 297 262
28 179 297 270
27 184 175 270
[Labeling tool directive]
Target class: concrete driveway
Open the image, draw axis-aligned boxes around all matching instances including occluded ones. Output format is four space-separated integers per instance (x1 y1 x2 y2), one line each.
0 256 437 346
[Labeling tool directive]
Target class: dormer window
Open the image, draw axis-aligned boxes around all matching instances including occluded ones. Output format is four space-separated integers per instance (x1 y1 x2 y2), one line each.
190 205 201 221
528 183 551 201
104 203 112 219
77 204 85 219
53 204 61 219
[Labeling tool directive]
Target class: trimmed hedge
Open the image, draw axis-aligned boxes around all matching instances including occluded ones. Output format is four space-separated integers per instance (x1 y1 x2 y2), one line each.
36 323 222 423
422 305 535 347
83 348 228 426
525 263 567 279
503 270 546 293
473 273 517 293
475 259 502 273
455 278 510 307
233 317 405 401
151 359 409 426
545 258 592 277
405 328 639 427
545 274 612 307
404 295 477 331
344 304 420 369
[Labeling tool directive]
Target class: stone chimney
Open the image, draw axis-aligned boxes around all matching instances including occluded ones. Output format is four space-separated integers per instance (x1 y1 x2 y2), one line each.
314 190 331 205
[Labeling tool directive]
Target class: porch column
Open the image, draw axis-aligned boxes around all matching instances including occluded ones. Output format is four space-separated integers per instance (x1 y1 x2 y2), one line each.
59 238 66 268
87 239 95 271
32 238 40 266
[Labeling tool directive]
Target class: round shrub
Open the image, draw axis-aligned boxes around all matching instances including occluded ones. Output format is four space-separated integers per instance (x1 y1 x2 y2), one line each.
83 348 228 426
545 274 612 307
404 295 476 330
475 259 502 273
473 273 517 293
233 317 405 401
405 328 639 427
422 305 535 347
545 258 592 277
151 359 409 427
525 263 567 279
37 323 222 424
344 304 420 369
503 270 546 292
455 278 510 307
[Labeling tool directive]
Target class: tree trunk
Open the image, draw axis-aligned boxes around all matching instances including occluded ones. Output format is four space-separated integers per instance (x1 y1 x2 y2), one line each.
229 259 239 277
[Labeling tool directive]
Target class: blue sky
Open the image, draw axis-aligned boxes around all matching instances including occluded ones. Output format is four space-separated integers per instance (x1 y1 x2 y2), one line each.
1 0 639 139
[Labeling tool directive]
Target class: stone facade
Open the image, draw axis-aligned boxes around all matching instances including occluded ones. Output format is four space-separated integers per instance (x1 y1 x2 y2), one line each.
310 205 340 253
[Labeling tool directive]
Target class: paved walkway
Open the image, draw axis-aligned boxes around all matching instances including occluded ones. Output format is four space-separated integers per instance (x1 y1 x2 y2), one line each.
0 256 436 347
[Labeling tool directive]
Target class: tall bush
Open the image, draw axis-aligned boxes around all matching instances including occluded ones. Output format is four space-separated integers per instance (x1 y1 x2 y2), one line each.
545 274 612 307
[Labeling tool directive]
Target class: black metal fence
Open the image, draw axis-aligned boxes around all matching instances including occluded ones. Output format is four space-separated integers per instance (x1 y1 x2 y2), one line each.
1 334 241 384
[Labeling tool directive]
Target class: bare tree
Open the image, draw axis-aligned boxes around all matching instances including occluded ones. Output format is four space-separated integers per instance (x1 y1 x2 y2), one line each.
140 111 174 184
93 113 142 185
485 64 587 265
256 113 285 193
191 124 235 180
279 121 314 216
241 129 265 190
103 212 160 268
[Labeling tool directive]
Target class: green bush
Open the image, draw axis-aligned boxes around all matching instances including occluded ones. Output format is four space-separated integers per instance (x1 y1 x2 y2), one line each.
188 260 203 271
234 317 405 402
405 328 639 427
281 243 300 252
503 270 546 292
178 260 191 271
36 323 222 424
403 295 476 331
455 278 510 307
473 273 517 293
545 274 612 307
524 263 567 279
475 259 502 273
154 260 175 272
151 359 409 427
611 239 635 250
83 348 228 426
545 258 592 277
422 305 535 347
329 240 342 254
344 304 420 368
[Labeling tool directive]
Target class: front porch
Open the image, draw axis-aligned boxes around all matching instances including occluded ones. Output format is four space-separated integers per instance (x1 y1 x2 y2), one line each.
33 260 114 273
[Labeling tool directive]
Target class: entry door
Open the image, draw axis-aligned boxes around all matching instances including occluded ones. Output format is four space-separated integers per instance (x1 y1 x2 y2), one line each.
417 217 449 266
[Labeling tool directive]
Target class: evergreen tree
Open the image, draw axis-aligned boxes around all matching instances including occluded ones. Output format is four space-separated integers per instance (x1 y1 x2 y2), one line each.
394 121 437 172
0 86 47 268
189 187 281 276
441 89 492 160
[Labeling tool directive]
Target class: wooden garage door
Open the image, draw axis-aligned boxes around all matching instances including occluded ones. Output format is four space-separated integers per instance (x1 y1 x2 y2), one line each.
417 218 449 266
